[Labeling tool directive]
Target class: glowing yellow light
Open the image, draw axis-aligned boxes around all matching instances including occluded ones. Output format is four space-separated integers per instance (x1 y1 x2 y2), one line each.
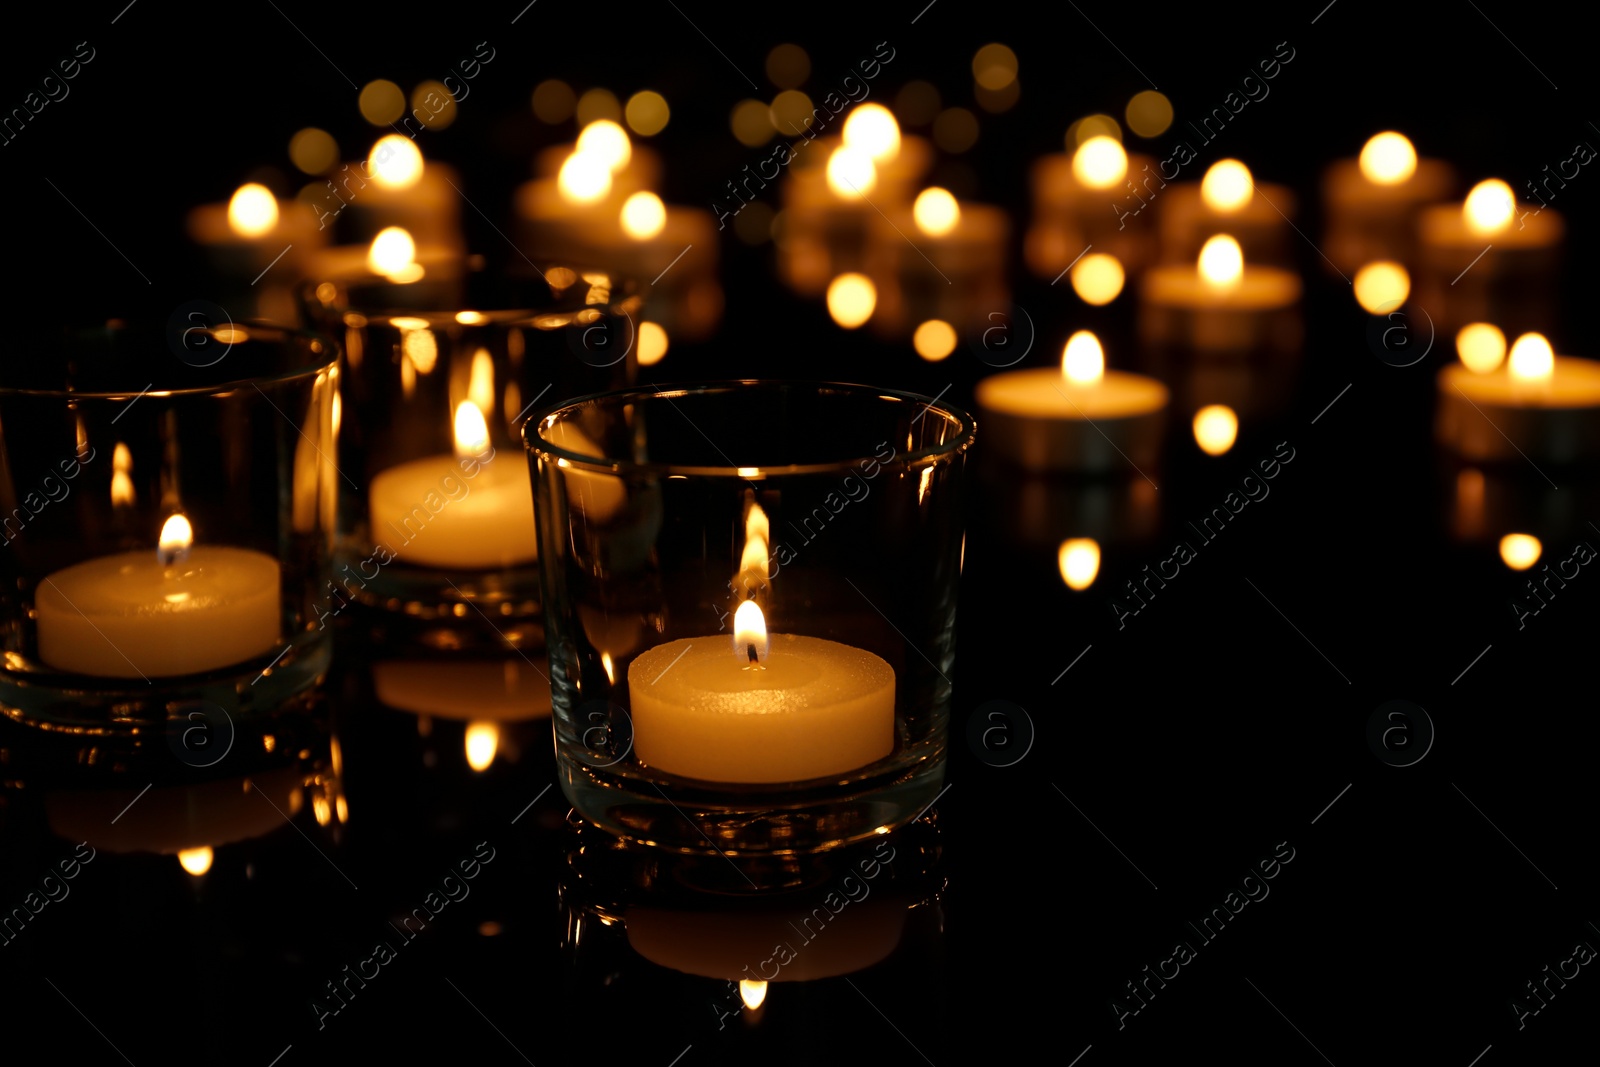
933 107 979 153
454 401 490 459
766 43 810 88
1058 538 1101 591
1072 136 1128 190
369 135 424 190
731 98 775 145
1353 261 1410 314
826 145 877 198
826 273 876 329
1061 331 1104 385
358 79 405 125
411 81 458 131
468 349 495 414
1464 179 1515 235
368 226 416 276
913 187 960 236
577 119 632 172
740 979 768 1010
1198 235 1244 289
842 103 901 163
1499 533 1542 571
456 310 488 325
227 183 278 238
1125 90 1174 138
625 90 670 136
1066 114 1121 146
913 320 958 361
769 90 815 135
638 321 669 365
620 191 667 240
465 721 498 772
1508 332 1554 382
601 652 616 685
1070 253 1125 305
1359 132 1417 185
558 151 613 204
972 43 1018 90
1456 323 1506 374
1201 160 1253 213
160 513 194 563
575 88 622 126
1193 405 1239 456
532 80 575 124
177 846 214 877
111 462 135 507
289 127 338 175
733 600 770 664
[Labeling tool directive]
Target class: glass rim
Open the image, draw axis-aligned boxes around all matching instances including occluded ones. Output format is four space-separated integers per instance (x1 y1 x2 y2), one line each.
0 322 338 400
523 379 977 477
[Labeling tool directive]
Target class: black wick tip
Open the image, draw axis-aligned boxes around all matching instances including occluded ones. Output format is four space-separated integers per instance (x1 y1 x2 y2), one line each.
747 643 759 663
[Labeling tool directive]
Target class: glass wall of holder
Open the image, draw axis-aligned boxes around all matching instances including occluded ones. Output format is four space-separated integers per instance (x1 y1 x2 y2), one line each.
0 322 337 732
302 257 642 625
528 381 974 855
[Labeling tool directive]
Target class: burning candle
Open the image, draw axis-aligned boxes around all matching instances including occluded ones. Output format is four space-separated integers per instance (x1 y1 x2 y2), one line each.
1416 178 1564 336
1436 332 1600 462
1139 235 1302 356
1321 131 1454 273
1156 159 1295 268
333 135 464 248
626 601 895 783
974 330 1168 473
35 514 280 678
868 186 1009 340
1026 135 1157 279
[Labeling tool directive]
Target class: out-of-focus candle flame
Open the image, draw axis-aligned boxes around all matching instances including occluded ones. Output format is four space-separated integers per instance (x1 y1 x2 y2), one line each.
465 721 498 772
913 187 960 236
913 319 957 361
826 273 875 328
638 321 669 365
453 401 491 459
1359 132 1417 185
1193 405 1239 456
620 191 667 239
842 103 901 163
740 979 768 1010
1508 332 1554 382
826 145 877 197
1058 538 1101 591
111 442 134 507
159 513 194 566
1061 331 1104 385
1353 261 1409 314
1456 323 1506 373
577 119 632 172
601 652 616 685
1070 253 1125 306
1201 159 1253 212
370 135 425 190
1198 235 1243 289
177 846 214 876
227 183 279 238
1499 533 1541 570
468 349 495 414
332 389 343 437
1464 179 1515 235
558 150 613 204
368 226 416 277
733 600 769 664
1072 135 1128 190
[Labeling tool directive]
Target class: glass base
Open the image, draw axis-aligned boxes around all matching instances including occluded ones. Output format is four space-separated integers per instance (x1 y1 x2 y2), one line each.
334 543 539 621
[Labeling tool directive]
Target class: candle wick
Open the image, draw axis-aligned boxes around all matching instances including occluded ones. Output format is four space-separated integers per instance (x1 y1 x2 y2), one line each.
746 643 759 664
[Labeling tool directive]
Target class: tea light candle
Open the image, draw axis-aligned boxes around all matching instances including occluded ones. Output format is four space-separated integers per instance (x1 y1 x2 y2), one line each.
868 187 1009 339
627 601 895 784
1025 137 1158 278
974 330 1168 473
335 135 464 248
1157 159 1295 268
35 514 280 678
1436 332 1600 462
1140 235 1302 356
1322 132 1454 273
1416 178 1563 336
368 401 538 569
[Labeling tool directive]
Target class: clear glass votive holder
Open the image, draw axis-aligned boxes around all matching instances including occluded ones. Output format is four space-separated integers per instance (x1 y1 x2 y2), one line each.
0 322 338 732
303 259 642 626
527 381 975 855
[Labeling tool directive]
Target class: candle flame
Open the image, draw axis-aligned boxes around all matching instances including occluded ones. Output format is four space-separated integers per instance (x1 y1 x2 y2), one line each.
1071 135 1128 190
111 442 135 507
177 846 214 877
1198 235 1244 289
370 135 425 190
159 513 194 566
842 103 901 163
1464 179 1515 235
740 979 768 1010
601 651 616 684
1061 330 1104 385
620 191 667 239
1359 132 1417 185
826 273 876 328
558 150 613 204
1058 538 1101 591
912 319 957 361
1499 533 1541 571
1201 159 1253 213
454 401 491 459
1193 405 1239 456
1353 261 1410 314
733 599 769 664
468 348 495 414
1508 332 1554 382
465 721 498 772
1070 253 1125 306
227 183 279 238
912 187 960 237
826 145 877 198
1456 323 1506 374
577 119 632 172
638 321 670 366
368 226 417 278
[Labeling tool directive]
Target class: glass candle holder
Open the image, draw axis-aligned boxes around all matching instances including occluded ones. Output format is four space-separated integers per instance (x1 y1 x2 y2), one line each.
0 321 337 732
302 257 642 626
527 381 974 855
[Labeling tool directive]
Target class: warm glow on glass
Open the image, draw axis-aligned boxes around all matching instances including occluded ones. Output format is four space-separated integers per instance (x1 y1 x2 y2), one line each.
826 273 876 328
227 184 278 238
1070 253 1125 305
826 145 877 197
972 43 1018 90
465 721 498 772
456 311 488 325
913 187 960 236
1072 136 1128 190
733 599 769 663
638 321 669 365
1193 405 1239 456
1198 235 1244 288
620 191 667 239
453 401 490 459
577 120 632 172
1359 132 1417 185
913 320 958 361
468 349 495 414
159 513 194 564
1508 333 1555 381
1061 331 1104 385
1353 261 1410 313
601 652 616 684
558 151 613 204
1456 323 1506 373
1201 159 1253 212
367 226 416 276
177 846 214 876
1499 533 1541 570
370 135 424 190
1464 179 1515 235
842 103 901 163
741 979 768 1010
1058 538 1101 591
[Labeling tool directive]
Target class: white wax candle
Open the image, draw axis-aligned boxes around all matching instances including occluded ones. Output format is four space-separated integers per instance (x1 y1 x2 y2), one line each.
36 547 280 678
627 633 895 784
368 448 537 569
